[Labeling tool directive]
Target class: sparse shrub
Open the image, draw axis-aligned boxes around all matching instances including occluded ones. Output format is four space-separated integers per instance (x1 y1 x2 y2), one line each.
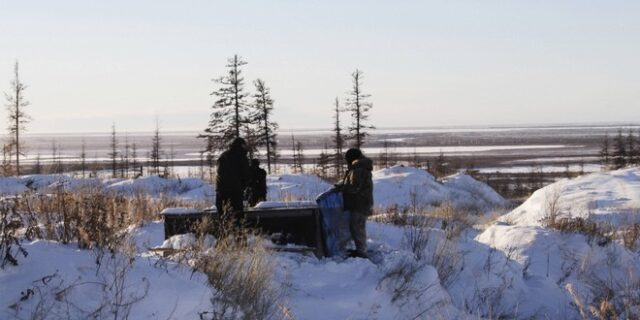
621 223 640 251
432 202 475 240
4 187 203 252
425 234 462 288
378 254 427 303
542 187 562 227
187 216 287 320
7 240 149 320
0 198 28 268
546 217 612 246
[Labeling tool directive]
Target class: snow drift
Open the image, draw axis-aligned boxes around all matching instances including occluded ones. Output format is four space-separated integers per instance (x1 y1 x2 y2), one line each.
501 167 640 227
372 165 507 211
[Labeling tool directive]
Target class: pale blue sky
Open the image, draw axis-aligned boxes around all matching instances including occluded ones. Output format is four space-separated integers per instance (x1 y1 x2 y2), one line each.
1 0 639 133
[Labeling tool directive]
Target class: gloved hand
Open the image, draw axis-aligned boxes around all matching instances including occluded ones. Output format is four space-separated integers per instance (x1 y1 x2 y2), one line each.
333 184 343 191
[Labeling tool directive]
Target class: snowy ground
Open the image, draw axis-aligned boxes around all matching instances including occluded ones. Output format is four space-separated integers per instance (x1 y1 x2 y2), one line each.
2 167 640 319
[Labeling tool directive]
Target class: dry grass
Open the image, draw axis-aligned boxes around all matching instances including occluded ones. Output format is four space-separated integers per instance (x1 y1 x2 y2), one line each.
373 202 478 240
9 188 200 247
546 217 613 246
188 214 288 320
0 199 28 268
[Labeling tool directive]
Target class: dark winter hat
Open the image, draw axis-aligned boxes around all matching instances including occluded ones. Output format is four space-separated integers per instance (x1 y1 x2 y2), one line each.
345 148 363 164
231 137 247 149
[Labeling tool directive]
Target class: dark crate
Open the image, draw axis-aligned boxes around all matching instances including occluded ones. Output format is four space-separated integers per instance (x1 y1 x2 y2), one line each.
161 206 327 258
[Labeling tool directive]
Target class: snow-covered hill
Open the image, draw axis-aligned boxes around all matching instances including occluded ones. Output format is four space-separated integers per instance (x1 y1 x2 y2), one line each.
372 165 507 211
0 167 507 212
501 167 640 227
4 168 639 318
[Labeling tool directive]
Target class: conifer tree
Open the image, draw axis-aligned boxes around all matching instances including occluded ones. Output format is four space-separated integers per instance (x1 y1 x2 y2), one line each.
379 140 393 169
295 141 305 174
131 142 139 177
290 134 298 173
4 61 31 175
108 124 118 177
345 69 374 148
1 145 11 176
626 129 636 165
612 129 627 169
332 98 345 178
123 136 130 178
600 133 610 168
434 151 447 178
150 119 162 176
200 54 249 154
251 79 278 173
317 143 331 179
34 154 41 175
80 140 86 178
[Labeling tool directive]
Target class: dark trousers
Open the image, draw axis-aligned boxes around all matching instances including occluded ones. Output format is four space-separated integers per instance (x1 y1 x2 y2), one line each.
349 210 368 255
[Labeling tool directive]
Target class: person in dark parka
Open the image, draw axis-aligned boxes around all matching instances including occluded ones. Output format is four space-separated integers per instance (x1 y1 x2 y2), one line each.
337 148 374 258
247 159 267 207
215 138 250 219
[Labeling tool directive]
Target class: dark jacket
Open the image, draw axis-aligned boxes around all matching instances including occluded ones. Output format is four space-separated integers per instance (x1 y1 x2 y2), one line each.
216 146 250 199
247 165 267 206
341 157 374 214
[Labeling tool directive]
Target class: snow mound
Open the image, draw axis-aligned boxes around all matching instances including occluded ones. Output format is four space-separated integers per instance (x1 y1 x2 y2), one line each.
266 174 331 201
373 165 507 211
0 176 28 194
473 223 639 318
0 240 211 319
105 176 213 200
0 174 213 201
501 167 640 227
442 173 507 209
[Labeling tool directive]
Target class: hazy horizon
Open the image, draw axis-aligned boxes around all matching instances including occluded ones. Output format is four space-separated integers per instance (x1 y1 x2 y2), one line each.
6 121 639 136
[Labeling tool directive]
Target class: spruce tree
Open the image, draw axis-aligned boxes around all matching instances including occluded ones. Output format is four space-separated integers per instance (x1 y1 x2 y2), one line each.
317 143 330 179
251 79 278 173
5 61 31 175
434 151 447 178
626 129 636 165
150 119 162 176
200 54 249 154
108 124 118 177
34 154 41 175
123 136 130 178
131 142 139 177
379 140 390 169
600 133 610 168
332 98 345 178
290 134 298 173
80 140 86 178
612 129 627 169
345 69 374 148
295 141 305 174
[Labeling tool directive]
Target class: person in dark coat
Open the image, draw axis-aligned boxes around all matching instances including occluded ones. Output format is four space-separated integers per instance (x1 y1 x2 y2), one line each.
247 159 267 207
215 138 250 219
336 148 374 258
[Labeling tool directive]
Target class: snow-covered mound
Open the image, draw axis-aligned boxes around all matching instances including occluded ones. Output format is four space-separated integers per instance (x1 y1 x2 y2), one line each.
373 165 507 211
106 176 213 200
474 224 639 318
501 167 640 227
266 174 332 201
466 168 640 318
0 169 506 212
0 175 213 201
0 240 211 319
